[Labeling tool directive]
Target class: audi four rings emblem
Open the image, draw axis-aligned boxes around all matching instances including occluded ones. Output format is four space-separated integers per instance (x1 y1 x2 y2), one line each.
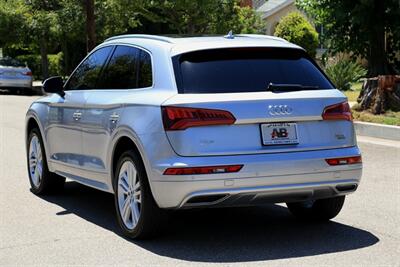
268 105 293 115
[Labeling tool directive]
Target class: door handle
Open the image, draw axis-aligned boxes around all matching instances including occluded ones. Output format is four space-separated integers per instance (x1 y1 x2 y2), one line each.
73 112 82 121
109 113 119 123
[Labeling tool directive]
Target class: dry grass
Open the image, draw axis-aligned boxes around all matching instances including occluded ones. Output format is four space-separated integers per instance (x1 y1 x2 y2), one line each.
343 82 363 102
352 109 400 126
344 90 360 102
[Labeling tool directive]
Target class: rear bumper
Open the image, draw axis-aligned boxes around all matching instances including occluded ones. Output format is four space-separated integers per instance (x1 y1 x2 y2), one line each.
149 146 362 208
0 78 32 89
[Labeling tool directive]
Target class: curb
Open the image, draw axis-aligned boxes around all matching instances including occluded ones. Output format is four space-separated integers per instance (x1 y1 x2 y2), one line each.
354 121 400 141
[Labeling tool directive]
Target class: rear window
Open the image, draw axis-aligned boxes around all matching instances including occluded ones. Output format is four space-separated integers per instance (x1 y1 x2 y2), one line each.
172 48 334 94
0 57 25 67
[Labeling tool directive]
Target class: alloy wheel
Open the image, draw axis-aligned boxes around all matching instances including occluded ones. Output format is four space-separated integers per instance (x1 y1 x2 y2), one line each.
28 135 43 188
117 161 142 230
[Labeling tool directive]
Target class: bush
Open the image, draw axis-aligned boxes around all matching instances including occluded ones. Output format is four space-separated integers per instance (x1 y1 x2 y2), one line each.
274 12 318 58
48 53 64 77
325 57 367 91
16 52 63 80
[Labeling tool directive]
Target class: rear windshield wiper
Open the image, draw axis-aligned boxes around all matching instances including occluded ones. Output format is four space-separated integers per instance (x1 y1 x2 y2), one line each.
267 83 319 92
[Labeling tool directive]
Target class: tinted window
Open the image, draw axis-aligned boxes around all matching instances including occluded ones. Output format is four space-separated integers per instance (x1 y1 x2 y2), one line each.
65 46 112 90
173 48 334 94
100 46 139 89
138 51 152 88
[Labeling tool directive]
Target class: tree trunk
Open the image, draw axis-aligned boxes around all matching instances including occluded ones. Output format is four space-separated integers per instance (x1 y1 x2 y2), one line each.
40 36 49 80
60 32 68 77
85 0 96 53
358 75 400 114
367 0 394 77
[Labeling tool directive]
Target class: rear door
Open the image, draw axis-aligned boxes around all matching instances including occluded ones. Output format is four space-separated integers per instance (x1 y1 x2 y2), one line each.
81 45 153 184
46 46 113 176
163 47 355 156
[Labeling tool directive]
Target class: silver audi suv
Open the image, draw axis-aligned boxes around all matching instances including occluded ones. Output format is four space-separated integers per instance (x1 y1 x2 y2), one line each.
25 34 362 239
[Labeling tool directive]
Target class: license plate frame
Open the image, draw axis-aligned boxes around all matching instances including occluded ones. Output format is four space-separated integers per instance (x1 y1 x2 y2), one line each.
260 122 299 146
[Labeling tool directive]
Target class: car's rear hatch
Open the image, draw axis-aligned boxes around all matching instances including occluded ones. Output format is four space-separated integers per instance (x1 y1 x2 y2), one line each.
162 47 355 157
0 58 31 79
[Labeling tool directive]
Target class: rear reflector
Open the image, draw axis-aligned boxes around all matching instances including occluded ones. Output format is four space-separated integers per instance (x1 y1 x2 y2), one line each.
322 101 352 121
162 106 236 131
325 156 362 166
163 165 243 175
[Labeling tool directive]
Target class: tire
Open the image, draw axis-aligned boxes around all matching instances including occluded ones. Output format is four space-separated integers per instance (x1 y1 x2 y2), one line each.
286 196 345 221
27 128 65 195
113 150 164 239
25 87 33 96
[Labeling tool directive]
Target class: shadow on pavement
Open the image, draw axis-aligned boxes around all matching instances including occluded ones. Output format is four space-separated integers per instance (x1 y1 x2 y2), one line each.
0 88 43 96
41 181 379 263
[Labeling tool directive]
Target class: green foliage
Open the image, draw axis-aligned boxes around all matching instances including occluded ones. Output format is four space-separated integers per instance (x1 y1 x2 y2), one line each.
16 52 63 80
274 12 318 58
48 52 64 77
105 0 266 35
0 0 26 46
222 4 266 34
296 0 400 76
0 0 266 79
325 57 367 91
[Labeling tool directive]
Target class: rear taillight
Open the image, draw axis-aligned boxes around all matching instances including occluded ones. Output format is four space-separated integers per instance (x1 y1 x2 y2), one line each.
325 156 362 166
162 106 236 131
322 101 352 121
24 71 32 76
163 165 243 175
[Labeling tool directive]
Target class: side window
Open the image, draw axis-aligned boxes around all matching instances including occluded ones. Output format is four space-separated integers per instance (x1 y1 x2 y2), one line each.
100 46 139 89
138 50 152 88
65 46 112 90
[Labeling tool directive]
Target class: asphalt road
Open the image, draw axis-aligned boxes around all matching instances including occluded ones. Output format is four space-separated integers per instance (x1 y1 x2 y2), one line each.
1 94 399 266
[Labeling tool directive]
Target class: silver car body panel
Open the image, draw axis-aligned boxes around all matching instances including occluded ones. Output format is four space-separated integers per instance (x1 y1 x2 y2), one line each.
25 35 362 208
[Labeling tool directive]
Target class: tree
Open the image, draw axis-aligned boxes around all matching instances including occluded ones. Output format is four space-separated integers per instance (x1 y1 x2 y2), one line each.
274 12 318 58
105 0 266 35
0 0 62 79
0 1 26 47
84 0 96 52
297 0 400 77
55 0 86 74
0 0 266 79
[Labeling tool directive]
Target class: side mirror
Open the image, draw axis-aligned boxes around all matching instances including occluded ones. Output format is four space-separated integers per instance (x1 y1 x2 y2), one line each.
43 76 65 97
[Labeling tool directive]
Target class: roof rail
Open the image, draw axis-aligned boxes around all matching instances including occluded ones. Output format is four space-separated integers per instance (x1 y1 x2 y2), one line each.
235 34 288 43
104 34 173 43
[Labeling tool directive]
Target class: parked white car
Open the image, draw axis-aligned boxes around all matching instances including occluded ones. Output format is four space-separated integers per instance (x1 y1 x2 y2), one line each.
0 57 33 94
25 34 362 239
